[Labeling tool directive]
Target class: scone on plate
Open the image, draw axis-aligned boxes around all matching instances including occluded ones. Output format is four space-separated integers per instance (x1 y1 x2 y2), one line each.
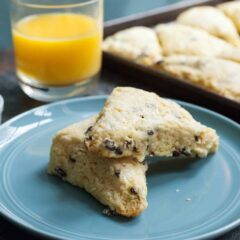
85 87 219 162
48 117 148 217
177 6 240 47
103 26 162 66
155 23 240 63
155 55 240 102
218 1 240 32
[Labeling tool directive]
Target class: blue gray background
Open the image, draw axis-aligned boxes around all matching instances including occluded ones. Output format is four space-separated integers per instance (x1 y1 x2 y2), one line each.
0 0 183 50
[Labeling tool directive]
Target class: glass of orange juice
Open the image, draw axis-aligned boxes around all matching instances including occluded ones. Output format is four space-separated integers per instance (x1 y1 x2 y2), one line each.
10 0 103 102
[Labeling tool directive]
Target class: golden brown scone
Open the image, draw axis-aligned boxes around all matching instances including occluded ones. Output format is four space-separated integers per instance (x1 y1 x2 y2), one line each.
177 6 240 47
218 1 240 32
156 55 240 102
103 26 162 66
85 87 219 162
48 117 148 217
155 23 240 63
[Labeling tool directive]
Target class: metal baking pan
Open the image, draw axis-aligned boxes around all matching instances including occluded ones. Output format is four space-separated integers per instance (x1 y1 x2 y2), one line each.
103 0 240 122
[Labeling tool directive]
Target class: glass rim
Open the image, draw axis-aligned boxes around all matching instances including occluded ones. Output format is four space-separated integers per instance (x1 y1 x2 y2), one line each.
11 0 100 9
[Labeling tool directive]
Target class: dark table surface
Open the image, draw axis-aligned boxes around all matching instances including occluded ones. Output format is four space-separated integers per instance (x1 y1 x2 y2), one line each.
0 51 240 240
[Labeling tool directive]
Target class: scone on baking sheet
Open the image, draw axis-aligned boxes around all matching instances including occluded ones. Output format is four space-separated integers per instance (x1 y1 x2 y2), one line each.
48 117 148 218
177 6 240 47
155 55 240 102
155 23 240 63
103 26 162 66
218 1 240 32
85 87 219 162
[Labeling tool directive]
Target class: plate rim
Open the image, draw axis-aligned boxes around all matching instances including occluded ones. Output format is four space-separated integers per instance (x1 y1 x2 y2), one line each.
0 95 239 131
0 95 240 240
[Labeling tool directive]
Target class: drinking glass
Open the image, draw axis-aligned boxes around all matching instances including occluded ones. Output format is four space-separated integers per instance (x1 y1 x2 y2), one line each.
10 0 103 102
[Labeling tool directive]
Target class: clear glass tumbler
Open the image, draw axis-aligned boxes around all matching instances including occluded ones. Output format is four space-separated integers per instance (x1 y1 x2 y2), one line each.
10 0 103 102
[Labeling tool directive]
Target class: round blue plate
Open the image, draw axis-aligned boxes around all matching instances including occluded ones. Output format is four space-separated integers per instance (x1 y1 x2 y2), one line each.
0 96 239 240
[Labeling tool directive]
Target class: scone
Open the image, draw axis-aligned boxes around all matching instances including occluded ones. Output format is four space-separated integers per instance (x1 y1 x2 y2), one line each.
48 117 148 217
103 26 162 66
155 23 240 63
155 55 240 102
85 87 219 162
177 6 240 47
218 1 240 32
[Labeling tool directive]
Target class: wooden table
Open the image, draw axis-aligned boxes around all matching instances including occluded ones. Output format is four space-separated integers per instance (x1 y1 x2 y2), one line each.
0 51 239 240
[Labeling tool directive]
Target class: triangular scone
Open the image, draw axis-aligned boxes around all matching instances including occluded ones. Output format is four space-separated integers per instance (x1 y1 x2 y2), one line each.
155 55 240 102
103 26 162 66
85 87 219 162
48 117 148 217
155 23 240 63
218 1 240 32
177 6 240 47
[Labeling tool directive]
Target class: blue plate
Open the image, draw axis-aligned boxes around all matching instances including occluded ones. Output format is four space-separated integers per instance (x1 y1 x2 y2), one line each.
0 96 239 240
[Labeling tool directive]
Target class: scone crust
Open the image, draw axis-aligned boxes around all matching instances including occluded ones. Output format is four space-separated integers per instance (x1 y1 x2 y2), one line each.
155 55 240 102
218 1 240 32
48 117 148 217
177 6 240 47
155 23 240 63
85 87 219 161
103 26 162 66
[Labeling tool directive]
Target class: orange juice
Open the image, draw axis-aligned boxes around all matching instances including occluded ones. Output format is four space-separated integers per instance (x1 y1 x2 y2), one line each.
13 13 102 86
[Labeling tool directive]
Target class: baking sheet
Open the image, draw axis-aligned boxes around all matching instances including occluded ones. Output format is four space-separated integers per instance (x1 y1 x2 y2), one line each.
103 0 240 121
